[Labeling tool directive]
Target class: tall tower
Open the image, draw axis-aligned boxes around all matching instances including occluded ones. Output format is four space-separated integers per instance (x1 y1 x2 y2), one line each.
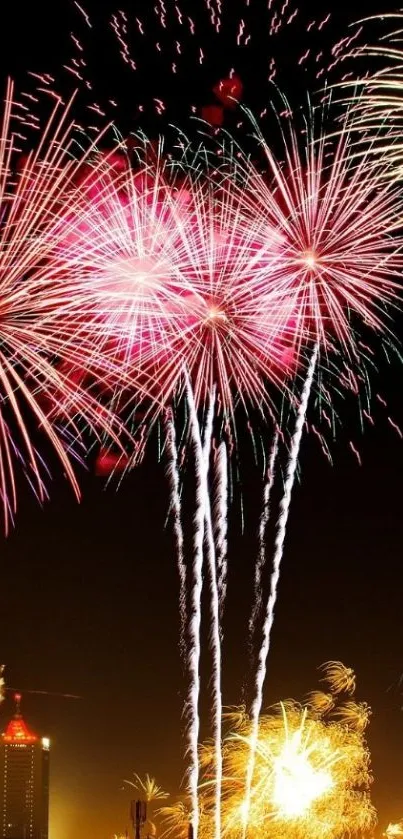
0 694 50 839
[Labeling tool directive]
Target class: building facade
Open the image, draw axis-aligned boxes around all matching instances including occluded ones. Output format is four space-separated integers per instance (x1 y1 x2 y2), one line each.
0 695 49 839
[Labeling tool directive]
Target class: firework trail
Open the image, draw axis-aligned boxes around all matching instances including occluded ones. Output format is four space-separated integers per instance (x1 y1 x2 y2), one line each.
249 432 279 645
202 388 223 839
213 440 228 622
164 408 186 659
243 343 318 833
185 374 214 839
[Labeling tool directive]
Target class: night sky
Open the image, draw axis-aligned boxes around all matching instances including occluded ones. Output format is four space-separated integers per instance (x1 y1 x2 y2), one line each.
1 1 403 838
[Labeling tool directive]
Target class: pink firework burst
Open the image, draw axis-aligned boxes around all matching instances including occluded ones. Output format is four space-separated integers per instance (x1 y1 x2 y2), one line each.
0 81 127 532
161 175 303 416
56 137 303 424
53 140 197 406
223 108 403 363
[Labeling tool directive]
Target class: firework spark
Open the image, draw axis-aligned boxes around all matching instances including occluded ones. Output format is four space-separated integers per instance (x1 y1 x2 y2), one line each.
162 175 298 420
159 799 194 839
51 139 188 392
65 0 338 128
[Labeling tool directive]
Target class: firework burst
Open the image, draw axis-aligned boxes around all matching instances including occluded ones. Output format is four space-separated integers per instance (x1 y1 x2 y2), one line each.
186 664 375 839
55 135 302 427
221 105 403 360
320 660 357 696
384 822 403 837
50 139 187 386
0 80 128 532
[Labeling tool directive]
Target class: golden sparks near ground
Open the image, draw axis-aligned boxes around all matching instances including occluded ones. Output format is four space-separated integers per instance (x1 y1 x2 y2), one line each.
123 773 169 803
160 662 376 839
384 823 403 837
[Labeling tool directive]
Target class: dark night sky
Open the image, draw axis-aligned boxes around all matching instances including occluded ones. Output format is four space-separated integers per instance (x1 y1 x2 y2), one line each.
1 1 403 837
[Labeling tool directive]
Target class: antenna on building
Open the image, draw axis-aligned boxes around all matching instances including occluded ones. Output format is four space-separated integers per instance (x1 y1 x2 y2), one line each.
130 800 147 839
14 693 21 717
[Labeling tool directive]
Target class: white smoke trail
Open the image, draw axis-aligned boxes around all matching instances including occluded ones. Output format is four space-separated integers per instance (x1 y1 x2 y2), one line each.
202 393 223 839
248 432 279 642
214 441 228 621
243 344 318 835
164 408 186 659
185 378 216 839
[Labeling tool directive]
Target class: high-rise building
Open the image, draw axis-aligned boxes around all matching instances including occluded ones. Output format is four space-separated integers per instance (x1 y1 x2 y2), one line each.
0 695 50 839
